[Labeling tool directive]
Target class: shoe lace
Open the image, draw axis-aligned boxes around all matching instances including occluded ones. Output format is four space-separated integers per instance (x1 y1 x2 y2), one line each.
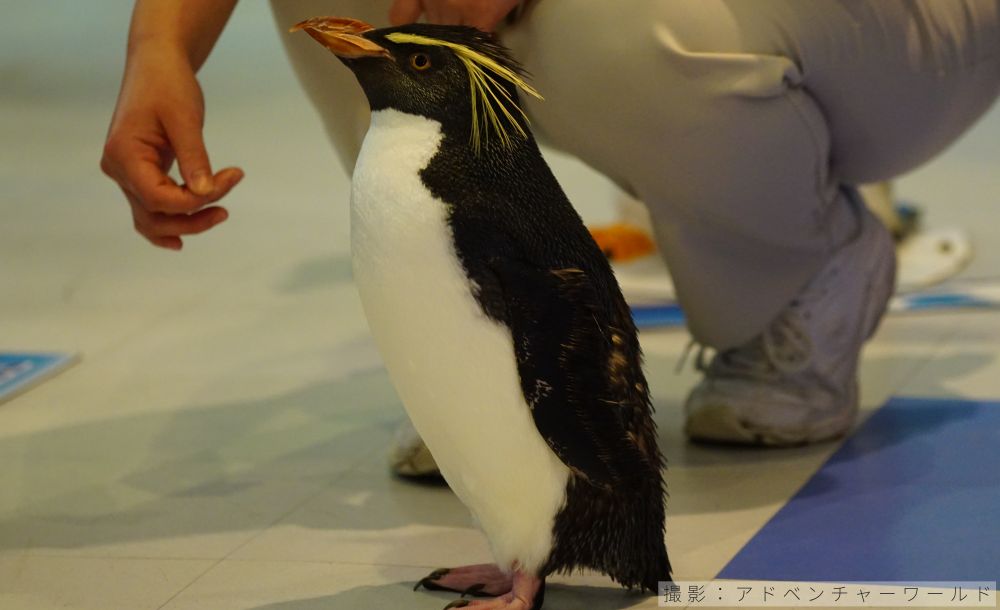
682 305 814 381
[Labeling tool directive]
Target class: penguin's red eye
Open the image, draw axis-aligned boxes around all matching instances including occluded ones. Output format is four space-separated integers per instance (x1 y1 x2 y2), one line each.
410 52 431 71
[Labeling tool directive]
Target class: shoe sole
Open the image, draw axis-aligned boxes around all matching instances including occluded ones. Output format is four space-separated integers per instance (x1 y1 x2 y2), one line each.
684 392 859 447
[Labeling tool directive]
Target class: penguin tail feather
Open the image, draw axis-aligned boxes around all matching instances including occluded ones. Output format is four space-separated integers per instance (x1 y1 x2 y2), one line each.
641 549 672 594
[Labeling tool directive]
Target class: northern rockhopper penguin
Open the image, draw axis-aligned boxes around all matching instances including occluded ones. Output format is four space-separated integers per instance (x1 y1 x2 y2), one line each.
292 16 671 610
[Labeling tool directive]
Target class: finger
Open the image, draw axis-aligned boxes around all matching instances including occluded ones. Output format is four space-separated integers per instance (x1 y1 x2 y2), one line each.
205 166 245 203
151 234 184 250
467 0 521 31
124 192 181 250
147 206 229 239
103 135 212 214
122 156 213 214
426 1 462 24
162 108 214 197
128 192 228 242
466 11 501 31
389 0 423 25
466 7 510 31
106 139 208 213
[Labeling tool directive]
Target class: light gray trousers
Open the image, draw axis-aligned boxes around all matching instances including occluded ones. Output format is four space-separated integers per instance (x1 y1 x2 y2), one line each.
271 0 1000 349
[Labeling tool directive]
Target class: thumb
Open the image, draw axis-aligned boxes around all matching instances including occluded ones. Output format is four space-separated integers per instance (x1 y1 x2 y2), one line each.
164 110 214 197
389 0 423 25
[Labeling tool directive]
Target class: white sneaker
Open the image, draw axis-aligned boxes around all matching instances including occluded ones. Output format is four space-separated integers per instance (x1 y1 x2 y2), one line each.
684 195 896 446
388 418 441 478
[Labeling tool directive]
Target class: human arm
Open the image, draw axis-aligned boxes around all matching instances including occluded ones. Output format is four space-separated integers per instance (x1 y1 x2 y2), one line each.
101 0 244 250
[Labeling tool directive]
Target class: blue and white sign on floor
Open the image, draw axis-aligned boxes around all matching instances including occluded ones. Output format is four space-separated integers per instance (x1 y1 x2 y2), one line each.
630 281 1000 330
0 352 78 404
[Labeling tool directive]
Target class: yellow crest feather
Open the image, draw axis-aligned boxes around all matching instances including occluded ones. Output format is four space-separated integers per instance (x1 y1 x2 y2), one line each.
384 32 543 153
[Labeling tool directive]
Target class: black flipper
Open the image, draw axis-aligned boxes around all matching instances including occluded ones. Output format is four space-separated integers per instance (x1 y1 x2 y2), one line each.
475 258 655 490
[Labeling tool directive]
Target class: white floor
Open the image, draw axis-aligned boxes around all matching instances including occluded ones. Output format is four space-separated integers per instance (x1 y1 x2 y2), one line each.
1 4 998 610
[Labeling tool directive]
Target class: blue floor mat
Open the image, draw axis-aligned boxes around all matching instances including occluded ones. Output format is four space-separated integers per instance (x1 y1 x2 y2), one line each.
718 396 1000 582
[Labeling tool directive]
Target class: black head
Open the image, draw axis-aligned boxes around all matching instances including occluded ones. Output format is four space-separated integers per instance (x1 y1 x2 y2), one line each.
291 17 542 154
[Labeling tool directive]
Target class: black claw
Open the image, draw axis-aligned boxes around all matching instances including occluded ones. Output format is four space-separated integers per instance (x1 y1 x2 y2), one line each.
443 600 471 609
414 568 451 591
460 583 486 597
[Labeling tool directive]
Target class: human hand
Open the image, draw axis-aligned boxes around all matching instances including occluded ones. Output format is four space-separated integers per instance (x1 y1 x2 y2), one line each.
101 42 243 250
389 0 522 32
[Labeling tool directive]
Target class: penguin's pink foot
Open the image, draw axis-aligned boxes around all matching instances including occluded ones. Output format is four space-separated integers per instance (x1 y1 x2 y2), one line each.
414 563 512 597
439 571 545 610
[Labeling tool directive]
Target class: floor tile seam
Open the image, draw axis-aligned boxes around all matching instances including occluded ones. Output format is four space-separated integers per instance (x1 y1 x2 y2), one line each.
197 556 441 569
879 317 967 399
0 551 214 563
154 555 228 610
152 443 453 601
66 252 294 366
203 451 383 566
151 463 384 610
0 252 348 416
0 551 438 570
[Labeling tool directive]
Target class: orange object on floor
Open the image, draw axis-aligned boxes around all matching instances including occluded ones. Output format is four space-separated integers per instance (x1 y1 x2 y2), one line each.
588 223 657 262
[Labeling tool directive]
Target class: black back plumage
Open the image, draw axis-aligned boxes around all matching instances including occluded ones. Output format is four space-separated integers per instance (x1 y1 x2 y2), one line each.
422 120 671 590
356 24 672 589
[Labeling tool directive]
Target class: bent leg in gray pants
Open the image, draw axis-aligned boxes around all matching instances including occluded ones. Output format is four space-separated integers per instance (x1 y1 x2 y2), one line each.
272 0 1000 446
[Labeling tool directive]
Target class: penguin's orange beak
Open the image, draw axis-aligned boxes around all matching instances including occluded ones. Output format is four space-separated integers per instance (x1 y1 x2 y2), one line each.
289 16 391 59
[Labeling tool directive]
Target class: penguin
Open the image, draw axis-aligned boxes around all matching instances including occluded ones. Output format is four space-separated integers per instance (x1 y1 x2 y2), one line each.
291 17 671 610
